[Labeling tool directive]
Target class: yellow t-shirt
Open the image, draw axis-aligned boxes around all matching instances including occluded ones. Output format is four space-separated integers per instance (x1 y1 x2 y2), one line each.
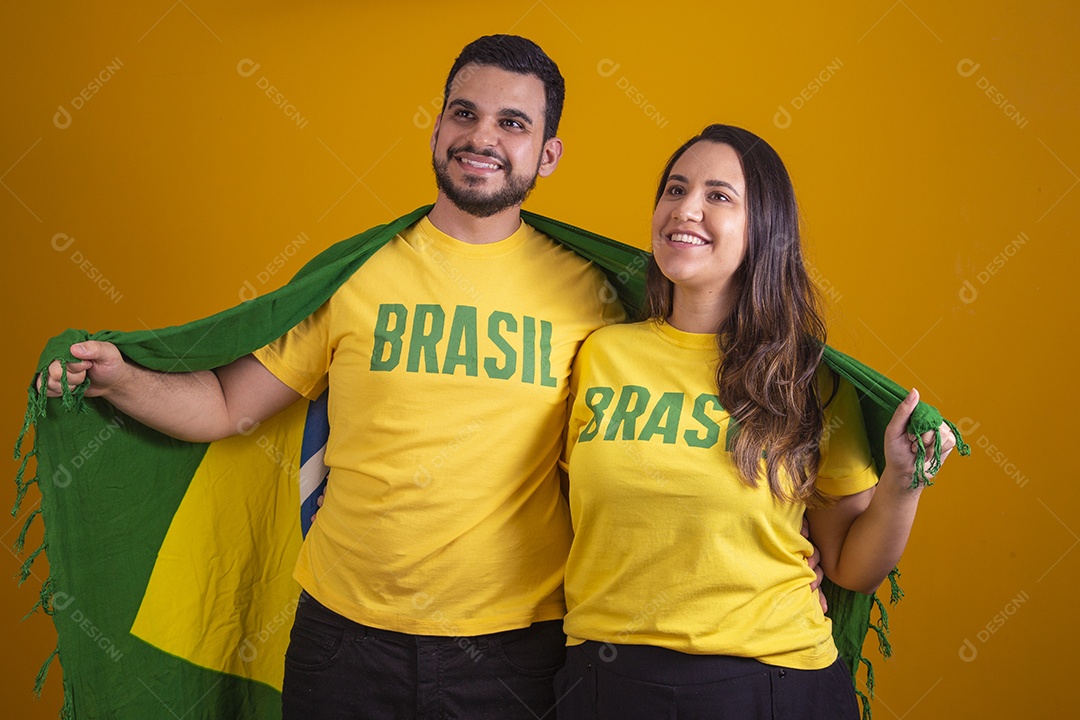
563 319 879 669
254 216 624 636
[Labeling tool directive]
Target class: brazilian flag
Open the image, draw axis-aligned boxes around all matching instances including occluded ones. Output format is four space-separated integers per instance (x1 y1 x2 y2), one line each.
13 206 966 719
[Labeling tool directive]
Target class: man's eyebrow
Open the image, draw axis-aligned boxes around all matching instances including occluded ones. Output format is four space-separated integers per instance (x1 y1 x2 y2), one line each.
446 99 533 127
499 108 533 126
448 98 477 112
667 173 741 197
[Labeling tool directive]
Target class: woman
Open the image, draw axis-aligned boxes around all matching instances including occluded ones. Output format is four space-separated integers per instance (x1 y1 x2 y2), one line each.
556 124 956 719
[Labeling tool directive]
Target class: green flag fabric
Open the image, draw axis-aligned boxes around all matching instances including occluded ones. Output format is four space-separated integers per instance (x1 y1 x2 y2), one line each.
13 206 967 719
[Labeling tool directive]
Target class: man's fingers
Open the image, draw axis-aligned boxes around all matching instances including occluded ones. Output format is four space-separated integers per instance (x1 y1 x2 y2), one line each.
36 342 123 398
56 360 93 376
39 358 92 396
811 563 824 591
809 549 824 590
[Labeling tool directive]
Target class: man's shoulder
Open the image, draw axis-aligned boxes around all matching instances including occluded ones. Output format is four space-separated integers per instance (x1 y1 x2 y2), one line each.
522 224 617 280
581 320 651 351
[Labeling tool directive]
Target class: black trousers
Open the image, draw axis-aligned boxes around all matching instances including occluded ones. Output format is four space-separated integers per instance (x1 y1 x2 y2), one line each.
282 591 567 720
554 641 860 720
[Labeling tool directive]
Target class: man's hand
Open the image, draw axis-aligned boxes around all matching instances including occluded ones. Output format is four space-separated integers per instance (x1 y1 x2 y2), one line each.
802 517 827 613
37 341 129 398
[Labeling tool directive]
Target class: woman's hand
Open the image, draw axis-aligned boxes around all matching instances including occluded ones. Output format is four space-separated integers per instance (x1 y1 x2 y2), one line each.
881 388 957 490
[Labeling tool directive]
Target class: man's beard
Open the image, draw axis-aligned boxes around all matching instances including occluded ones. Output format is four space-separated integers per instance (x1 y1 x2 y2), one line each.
432 145 539 218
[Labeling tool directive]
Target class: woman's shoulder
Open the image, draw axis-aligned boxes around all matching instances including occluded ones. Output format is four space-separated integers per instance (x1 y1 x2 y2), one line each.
816 360 874 406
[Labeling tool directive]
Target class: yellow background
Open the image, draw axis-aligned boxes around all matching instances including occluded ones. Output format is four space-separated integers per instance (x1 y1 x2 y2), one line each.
3 2 1076 717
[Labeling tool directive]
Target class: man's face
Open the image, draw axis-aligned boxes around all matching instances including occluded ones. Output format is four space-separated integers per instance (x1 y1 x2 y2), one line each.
430 64 561 218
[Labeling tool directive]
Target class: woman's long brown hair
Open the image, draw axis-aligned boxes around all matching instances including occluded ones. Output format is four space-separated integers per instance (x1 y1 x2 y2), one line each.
646 124 831 504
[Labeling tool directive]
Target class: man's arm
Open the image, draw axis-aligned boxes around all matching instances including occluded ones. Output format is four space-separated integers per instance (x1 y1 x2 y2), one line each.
38 341 301 442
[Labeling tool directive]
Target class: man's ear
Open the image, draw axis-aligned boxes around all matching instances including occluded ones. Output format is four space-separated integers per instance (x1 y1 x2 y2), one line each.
429 114 443 154
536 136 563 178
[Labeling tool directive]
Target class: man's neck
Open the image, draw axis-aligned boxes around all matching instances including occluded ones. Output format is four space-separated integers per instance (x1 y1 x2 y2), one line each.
427 195 523 244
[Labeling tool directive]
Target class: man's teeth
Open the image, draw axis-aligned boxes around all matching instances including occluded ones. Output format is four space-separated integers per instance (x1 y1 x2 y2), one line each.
670 233 708 246
460 157 500 170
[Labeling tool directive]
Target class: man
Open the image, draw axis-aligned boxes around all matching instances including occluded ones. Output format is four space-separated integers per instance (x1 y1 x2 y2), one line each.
41 35 622 719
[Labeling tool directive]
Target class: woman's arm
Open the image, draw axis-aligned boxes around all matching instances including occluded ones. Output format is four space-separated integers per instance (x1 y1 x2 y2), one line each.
806 388 956 594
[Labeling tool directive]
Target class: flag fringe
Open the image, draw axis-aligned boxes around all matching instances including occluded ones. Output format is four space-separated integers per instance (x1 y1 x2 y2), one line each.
60 678 75 720
23 575 56 622
872 594 890 633
13 363 83 718
19 540 47 585
58 361 91 414
14 507 42 554
868 595 894 660
888 567 905 605
911 434 935 488
856 688 871 720
34 647 59 698
946 418 971 456
13 447 37 515
860 655 876 696
909 418 970 489
14 381 47 460
13 379 46 517
855 572 903 720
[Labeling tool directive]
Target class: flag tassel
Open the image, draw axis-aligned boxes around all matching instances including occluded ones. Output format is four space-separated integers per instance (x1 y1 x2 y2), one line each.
22 575 56 622
60 678 75 720
33 647 59 698
855 688 871 720
13 379 48 517
910 419 970 489
18 541 47 586
888 567 905 605
14 507 42 554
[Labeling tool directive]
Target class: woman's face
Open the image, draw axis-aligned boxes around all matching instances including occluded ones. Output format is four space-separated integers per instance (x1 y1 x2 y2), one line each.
651 141 748 299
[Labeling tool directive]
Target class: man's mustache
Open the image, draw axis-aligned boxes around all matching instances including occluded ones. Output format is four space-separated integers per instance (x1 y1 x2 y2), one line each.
448 145 510 169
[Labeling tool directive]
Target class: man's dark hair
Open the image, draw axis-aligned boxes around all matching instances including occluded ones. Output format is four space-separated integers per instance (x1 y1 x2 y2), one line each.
442 35 565 142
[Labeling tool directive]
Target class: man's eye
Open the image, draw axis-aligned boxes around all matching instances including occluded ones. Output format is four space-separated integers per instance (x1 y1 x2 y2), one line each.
502 119 523 129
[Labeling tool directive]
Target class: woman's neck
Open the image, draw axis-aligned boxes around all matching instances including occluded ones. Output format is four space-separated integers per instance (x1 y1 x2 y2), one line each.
667 286 732 334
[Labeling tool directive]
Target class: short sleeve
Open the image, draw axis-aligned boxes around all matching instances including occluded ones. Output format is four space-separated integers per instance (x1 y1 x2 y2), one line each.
599 285 628 328
562 336 588 473
816 372 879 497
251 300 333 401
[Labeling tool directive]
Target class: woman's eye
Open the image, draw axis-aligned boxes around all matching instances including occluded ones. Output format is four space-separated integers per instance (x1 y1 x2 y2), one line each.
667 185 684 196
709 192 729 202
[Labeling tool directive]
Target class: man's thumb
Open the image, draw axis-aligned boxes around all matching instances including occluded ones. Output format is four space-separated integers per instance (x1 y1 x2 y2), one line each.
71 341 112 361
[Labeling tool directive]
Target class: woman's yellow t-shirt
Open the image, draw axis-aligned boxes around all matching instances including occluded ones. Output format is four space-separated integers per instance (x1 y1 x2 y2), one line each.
563 319 878 669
